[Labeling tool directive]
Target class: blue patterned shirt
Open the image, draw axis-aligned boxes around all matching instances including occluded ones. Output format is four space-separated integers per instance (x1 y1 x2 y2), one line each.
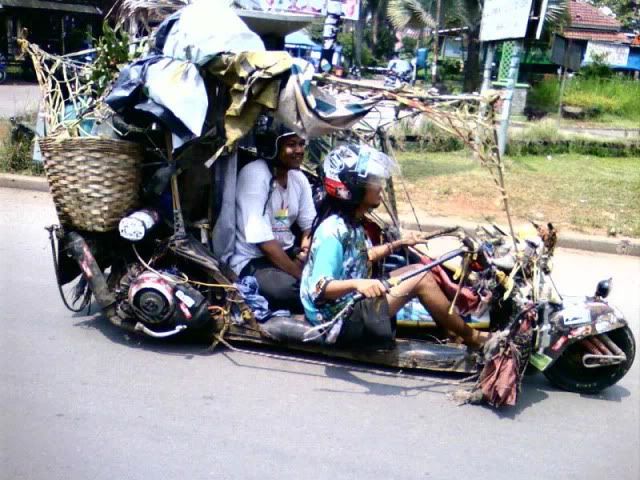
300 214 371 325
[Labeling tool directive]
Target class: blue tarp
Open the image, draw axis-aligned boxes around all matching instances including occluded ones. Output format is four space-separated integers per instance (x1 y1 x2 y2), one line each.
625 47 640 70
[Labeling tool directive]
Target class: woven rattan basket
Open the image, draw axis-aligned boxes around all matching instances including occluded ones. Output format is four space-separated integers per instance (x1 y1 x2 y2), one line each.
39 137 142 232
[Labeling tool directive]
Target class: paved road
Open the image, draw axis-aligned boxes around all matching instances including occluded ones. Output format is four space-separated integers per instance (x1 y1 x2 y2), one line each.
1 188 638 480
0 84 40 118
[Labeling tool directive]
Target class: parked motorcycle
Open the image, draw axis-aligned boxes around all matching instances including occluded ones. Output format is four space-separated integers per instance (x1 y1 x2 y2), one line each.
384 58 413 89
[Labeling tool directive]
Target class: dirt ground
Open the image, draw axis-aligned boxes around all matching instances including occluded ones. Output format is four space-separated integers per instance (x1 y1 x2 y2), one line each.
394 151 640 238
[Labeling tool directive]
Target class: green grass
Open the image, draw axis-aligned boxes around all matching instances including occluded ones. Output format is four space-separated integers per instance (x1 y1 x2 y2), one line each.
395 150 640 237
0 119 42 176
508 120 640 157
528 77 640 123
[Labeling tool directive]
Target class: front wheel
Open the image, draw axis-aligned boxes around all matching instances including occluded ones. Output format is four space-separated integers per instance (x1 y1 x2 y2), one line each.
544 326 635 394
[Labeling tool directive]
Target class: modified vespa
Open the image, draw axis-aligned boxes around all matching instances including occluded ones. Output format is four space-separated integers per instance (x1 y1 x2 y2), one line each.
45 124 634 401
26 14 633 406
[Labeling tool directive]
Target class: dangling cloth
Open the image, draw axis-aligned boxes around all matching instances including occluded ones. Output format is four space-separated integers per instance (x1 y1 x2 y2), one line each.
452 318 534 408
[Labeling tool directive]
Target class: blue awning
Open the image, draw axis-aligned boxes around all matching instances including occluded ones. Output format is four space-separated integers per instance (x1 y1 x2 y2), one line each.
285 30 318 48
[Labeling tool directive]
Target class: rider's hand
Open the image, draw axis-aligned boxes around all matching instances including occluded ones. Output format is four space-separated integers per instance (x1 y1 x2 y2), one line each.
353 279 387 298
296 250 308 264
400 232 422 248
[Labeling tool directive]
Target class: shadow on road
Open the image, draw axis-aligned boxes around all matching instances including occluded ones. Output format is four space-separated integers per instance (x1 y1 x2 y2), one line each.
73 313 214 358
73 312 631 416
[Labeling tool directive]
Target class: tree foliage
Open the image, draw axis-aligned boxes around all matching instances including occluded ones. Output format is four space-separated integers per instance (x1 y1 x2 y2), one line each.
590 1 640 29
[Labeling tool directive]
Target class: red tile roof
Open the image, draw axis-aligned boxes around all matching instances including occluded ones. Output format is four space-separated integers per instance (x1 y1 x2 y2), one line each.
569 0 621 30
562 29 631 43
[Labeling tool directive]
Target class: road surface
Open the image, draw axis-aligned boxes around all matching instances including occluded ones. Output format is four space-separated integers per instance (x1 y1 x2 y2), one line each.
1 187 638 479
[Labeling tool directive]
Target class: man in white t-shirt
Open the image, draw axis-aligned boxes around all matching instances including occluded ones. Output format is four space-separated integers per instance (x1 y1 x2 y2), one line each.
229 123 316 312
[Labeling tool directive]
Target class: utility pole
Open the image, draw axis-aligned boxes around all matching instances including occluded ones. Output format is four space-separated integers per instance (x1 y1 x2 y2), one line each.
497 40 523 157
557 38 572 126
481 43 496 93
431 0 441 85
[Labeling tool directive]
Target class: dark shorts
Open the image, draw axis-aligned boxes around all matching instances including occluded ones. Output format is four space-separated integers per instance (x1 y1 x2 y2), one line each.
337 296 396 348
240 251 304 314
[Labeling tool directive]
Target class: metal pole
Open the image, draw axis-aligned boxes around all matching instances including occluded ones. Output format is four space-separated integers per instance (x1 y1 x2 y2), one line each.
475 42 496 157
497 40 523 157
557 39 572 125
431 0 442 85
481 42 496 93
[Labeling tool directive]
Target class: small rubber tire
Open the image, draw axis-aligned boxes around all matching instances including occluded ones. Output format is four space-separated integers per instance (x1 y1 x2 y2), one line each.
543 326 635 394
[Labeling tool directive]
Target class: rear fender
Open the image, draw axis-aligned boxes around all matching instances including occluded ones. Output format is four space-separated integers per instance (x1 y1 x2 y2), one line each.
530 300 627 371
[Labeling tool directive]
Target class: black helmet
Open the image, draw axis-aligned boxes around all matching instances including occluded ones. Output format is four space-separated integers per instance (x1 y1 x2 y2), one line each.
255 116 300 161
322 144 397 204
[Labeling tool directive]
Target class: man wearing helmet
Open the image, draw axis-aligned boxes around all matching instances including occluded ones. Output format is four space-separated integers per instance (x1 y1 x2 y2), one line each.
300 144 490 348
229 122 316 313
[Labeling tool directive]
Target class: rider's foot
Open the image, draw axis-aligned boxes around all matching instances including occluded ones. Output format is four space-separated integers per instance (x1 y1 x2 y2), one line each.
464 330 491 350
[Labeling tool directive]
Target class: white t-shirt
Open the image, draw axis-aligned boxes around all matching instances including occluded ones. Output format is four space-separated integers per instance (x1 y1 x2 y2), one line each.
229 159 317 275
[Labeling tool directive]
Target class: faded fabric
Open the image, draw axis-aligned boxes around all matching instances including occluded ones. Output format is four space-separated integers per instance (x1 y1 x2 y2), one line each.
211 151 238 265
300 214 371 325
105 55 206 149
161 0 265 65
276 58 382 139
145 57 207 137
204 52 293 168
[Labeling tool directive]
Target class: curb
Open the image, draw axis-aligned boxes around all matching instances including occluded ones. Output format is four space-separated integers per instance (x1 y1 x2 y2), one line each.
398 218 640 258
2 172 639 257
0 173 49 192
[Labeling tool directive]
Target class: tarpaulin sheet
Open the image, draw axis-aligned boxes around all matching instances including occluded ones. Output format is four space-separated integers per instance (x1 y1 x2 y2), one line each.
162 0 265 65
204 51 293 167
276 58 382 139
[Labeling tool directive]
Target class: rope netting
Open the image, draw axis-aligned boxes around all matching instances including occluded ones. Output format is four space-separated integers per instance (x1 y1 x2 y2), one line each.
18 39 102 136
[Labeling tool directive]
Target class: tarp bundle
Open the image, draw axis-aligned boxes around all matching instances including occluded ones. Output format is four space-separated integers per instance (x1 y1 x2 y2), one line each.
106 0 383 160
107 0 266 149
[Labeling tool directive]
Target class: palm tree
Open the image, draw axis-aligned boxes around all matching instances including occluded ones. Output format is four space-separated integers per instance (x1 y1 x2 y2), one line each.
388 0 569 92
387 0 438 82
387 0 437 33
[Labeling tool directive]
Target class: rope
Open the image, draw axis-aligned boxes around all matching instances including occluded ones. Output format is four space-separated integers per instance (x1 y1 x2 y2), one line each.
189 279 238 290
131 243 189 284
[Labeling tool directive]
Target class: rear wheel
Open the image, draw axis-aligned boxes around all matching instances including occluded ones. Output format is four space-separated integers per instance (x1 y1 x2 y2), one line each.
544 326 635 393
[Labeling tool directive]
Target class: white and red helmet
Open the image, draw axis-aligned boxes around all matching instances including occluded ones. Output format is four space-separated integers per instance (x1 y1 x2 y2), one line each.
323 144 397 202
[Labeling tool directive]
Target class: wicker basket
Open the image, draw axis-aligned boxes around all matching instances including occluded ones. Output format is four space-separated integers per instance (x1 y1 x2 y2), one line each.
39 137 142 232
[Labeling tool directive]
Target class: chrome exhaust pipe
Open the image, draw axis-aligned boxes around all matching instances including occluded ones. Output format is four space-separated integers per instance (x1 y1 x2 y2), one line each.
582 353 626 368
581 334 626 368
134 323 188 338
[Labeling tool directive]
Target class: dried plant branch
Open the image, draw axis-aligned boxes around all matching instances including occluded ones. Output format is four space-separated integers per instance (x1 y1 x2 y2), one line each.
315 76 518 247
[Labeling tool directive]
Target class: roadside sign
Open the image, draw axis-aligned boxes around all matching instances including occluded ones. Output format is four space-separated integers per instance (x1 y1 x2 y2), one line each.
341 0 360 21
585 41 630 67
480 0 534 42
